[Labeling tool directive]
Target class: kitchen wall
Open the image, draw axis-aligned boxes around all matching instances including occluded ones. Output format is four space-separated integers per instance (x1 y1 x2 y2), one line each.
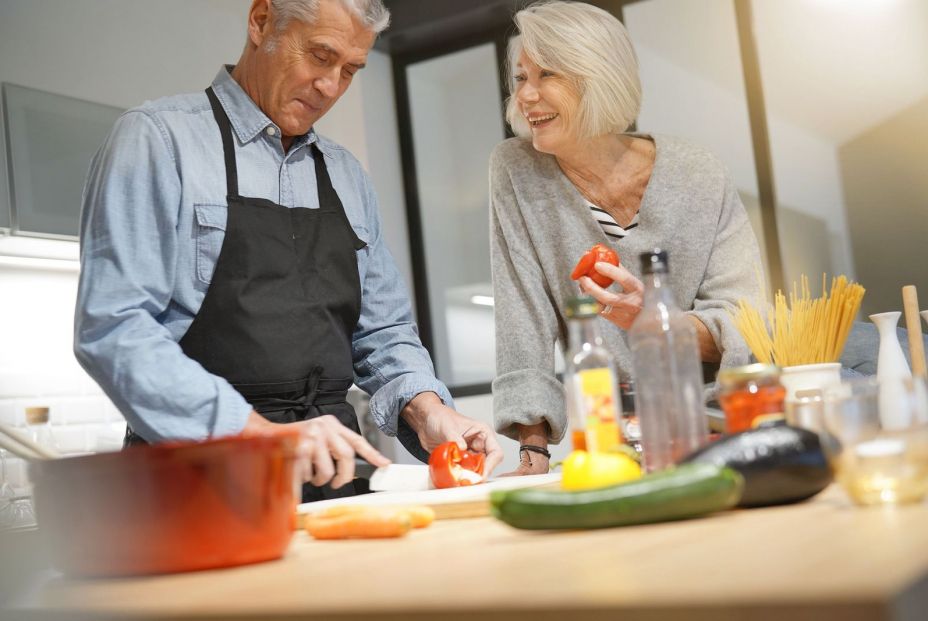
839 97 928 318
751 0 927 304
625 0 855 295
627 0 928 311
0 0 524 492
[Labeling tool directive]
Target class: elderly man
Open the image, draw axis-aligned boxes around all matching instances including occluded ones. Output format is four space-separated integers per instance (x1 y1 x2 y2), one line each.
75 0 502 501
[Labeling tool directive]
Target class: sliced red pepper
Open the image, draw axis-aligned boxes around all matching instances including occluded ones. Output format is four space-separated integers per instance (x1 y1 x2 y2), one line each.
571 244 619 288
570 251 596 281
428 441 487 489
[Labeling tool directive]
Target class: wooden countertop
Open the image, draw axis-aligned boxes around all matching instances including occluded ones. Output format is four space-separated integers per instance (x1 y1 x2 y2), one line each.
6 485 928 621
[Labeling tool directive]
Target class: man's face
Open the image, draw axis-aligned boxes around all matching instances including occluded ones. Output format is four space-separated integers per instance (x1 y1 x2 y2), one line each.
252 0 375 139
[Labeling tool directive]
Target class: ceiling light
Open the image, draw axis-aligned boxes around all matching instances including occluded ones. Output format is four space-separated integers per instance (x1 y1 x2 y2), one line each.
470 295 495 307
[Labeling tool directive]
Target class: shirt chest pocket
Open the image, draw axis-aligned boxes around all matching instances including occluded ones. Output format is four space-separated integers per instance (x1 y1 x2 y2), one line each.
193 203 228 285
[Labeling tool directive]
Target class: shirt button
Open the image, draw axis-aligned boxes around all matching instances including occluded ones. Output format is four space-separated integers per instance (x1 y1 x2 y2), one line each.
266 126 277 137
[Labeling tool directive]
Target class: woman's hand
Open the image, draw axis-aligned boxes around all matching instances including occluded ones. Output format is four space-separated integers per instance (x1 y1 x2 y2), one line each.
499 449 550 476
579 263 722 361
578 261 644 330
498 422 550 477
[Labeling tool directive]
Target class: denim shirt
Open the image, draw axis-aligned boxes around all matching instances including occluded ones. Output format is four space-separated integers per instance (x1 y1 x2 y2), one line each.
75 67 451 457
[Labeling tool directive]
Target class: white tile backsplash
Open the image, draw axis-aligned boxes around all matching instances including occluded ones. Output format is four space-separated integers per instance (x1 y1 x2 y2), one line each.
0 400 21 427
78 372 106 396
0 368 125 494
51 425 91 454
55 396 105 425
85 422 127 453
0 369 84 398
101 400 123 422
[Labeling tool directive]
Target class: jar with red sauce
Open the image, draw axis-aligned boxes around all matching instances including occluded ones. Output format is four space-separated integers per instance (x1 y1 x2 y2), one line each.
717 364 786 433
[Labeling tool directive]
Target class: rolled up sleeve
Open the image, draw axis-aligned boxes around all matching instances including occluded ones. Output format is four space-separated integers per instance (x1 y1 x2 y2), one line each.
489 153 567 443
350 180 452 460
74 111 252 442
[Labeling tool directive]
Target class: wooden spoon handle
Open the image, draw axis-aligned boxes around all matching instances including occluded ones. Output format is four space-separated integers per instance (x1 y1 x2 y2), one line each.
0 422 55 460
902 285 927 379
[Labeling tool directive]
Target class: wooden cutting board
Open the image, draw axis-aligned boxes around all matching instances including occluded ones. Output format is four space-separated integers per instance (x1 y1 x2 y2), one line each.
295 472 562 525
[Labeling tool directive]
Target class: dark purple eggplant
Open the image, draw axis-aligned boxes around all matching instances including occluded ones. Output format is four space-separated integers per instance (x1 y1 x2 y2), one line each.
680 425 832 508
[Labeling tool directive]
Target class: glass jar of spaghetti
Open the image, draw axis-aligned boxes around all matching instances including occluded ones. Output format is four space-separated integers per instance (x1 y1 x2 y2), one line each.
717 364 786 433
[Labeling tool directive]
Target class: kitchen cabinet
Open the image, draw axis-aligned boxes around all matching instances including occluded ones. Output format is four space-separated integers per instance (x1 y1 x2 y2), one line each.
1 83 122 239
6 484 928 620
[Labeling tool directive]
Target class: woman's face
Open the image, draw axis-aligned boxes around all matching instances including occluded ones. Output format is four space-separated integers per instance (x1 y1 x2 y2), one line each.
513 50 581 156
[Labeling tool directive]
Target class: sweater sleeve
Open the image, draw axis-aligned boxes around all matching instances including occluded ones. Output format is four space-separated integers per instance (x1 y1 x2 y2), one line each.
489 148 568 443
685 173 764 369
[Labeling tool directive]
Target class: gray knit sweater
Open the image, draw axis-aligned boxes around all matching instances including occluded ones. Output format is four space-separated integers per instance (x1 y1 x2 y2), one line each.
489 134 763 443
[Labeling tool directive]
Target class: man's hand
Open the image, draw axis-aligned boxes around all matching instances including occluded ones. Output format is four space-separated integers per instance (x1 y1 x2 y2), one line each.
243 410 390 489
400 392 504 478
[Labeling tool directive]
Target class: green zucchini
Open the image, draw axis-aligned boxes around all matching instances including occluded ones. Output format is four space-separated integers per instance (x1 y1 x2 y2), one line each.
490 463 743 530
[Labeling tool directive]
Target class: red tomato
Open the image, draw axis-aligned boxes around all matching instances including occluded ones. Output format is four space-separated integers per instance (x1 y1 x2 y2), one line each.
571 244 619 288
428 442 487 489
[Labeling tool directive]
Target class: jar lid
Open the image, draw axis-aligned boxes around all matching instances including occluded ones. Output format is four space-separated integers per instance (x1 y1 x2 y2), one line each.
25 406 50 425
717 363 781 388
565 295 601 319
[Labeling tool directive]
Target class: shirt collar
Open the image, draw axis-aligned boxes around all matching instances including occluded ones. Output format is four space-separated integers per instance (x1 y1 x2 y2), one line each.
210 65 319 149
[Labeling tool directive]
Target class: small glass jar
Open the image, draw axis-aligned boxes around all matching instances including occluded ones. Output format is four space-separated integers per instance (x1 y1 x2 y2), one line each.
26 406 55 449
717 364 786 433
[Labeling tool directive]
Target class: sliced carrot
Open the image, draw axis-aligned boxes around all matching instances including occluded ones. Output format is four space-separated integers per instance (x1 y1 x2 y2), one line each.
310 505 435 529
313 505 372 519
403 506 435 528
304 512 412 540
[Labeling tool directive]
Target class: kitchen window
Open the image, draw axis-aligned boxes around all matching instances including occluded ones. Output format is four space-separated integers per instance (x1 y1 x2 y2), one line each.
393 26 515 395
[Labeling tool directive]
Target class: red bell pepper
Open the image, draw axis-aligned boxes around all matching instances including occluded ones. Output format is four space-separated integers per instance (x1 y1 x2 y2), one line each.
570 243 619 288
428 442 486 489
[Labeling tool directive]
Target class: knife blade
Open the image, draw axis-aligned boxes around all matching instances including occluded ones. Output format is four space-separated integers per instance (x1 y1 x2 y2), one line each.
368 464 432 492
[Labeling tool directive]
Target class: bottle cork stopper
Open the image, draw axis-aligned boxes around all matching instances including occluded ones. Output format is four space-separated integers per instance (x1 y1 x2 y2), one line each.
25 407 50 425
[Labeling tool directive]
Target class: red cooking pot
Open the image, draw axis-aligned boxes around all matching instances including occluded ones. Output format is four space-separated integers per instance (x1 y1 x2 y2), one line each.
28 430 300 577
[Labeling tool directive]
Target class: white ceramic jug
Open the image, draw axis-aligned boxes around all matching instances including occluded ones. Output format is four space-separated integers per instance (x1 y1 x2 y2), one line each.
869 312 911 381
869 311 912 429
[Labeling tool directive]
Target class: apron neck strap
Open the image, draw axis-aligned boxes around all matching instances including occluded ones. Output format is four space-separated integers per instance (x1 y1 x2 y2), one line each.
310 142 342 209
205 87 239 199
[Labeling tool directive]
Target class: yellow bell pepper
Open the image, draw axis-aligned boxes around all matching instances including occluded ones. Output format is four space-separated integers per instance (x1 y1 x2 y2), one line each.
561 450 642 491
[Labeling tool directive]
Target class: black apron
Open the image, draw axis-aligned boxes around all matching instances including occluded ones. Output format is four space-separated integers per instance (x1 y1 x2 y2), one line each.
126 87 368 502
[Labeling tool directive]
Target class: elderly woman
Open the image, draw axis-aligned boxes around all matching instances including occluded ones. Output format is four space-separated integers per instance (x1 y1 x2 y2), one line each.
490 1 763 474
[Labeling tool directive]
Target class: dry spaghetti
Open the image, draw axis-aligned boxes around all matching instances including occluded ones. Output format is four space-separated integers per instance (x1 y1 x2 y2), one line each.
732 274 865 367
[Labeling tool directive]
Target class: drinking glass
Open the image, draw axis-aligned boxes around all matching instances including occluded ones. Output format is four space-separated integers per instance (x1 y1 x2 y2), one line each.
0 449 16 526
823 376 928 505
0 449 36 529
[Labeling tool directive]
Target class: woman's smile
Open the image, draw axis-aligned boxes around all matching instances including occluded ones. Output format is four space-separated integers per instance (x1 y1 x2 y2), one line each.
526 112 559 129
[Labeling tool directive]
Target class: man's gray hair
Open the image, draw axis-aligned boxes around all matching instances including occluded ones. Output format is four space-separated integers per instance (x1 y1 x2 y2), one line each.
505 1 641 140
271 0 390 34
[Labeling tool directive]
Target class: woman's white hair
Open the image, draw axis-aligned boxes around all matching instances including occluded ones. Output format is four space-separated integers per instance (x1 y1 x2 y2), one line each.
269 0 390 36
505 1 641 140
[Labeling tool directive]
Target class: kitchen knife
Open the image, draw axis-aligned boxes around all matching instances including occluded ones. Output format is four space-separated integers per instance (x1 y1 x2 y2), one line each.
368 463 433 492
